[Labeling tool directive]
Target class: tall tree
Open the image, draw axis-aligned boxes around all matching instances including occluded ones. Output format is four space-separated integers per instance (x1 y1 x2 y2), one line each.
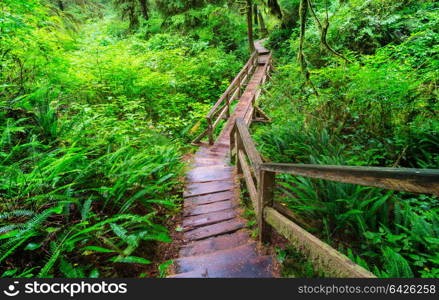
265 0 300 29
154 0 226 17
258 9 268 36
246 0 255 52
266 0 282 19
138 0 149 20
58 0 65 11
113 0 150 29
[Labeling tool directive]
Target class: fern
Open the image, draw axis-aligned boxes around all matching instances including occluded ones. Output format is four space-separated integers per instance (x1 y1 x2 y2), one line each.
81 198 93 221
0 210 34 220
59 258 85 278
382 247 414 278
38 248 62 278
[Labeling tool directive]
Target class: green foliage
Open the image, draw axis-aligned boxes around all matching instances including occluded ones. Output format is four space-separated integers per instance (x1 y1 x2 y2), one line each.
0 0 247 278
154 0 226 17
255 0 438 278
153 3 248 54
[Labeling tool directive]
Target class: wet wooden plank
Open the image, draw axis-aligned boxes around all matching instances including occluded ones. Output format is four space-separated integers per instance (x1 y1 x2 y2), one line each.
175 243 258 273
184 200 237 217
184 181 235 198
192 157 227 167
184 219 245 241
184 190 235 206
169 256 273 278
180 231 250 257
187 166 233 183
183 209 238 231
195 152 227 161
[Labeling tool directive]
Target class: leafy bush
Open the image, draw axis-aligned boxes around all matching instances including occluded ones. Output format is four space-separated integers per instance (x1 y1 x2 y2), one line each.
0 0 245 277
256 0 438 278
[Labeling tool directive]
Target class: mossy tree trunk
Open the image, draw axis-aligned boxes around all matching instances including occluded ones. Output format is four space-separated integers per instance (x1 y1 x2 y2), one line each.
258 9 268 36
247 0 255 53
138 0 149 20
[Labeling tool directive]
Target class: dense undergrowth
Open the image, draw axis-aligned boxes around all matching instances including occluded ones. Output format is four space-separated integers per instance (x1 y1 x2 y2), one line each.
254 0 438 277
0 0 246 277
1 0 437 279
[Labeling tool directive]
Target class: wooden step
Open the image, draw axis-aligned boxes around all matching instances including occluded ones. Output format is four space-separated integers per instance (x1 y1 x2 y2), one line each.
184 200 237 217
180 230 250 257
195 151 227 160
183 209 238 231
184 180 235 198
171 254 273 278
258 57 269 65
174 242 258 274
192 157 227 167
187 166 233 183
197 145 228 153
184 190 236 206
184 218 245 241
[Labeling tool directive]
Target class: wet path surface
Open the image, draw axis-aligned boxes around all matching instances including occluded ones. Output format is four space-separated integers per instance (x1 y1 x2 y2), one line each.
169 41 275 278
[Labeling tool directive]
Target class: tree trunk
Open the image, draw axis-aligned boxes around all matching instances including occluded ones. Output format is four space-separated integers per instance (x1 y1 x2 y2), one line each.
267 0 282 20
128 4 138 30
58 0 64 11
254 5 259 26
138 0 149 20
258 11 268 37
298 0 309 73
247 0 255 53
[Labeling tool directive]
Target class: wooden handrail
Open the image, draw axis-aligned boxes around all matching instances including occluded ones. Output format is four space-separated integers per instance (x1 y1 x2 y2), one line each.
235 118 263 172
192 51 268 145
206 52 258 120
260 163 439 196
264 207 376 278
230 116 439 278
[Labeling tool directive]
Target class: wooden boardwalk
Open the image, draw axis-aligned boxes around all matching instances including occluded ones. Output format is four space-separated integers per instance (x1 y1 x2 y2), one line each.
169 41 275 278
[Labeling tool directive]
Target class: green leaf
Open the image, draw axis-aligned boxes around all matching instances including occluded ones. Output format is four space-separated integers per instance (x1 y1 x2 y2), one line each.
24 242 42 251
1 269 18 277
109 256 152 265
0 230 20 240
81 246 117 253
45 227 59 233
158 260 173 278
89 269 100 278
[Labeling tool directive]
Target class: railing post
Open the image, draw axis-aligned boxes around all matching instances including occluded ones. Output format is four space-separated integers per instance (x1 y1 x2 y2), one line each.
236 129 243 176
238 75 242 98
252 94 257 120
258 170 275 244
207 118 214 145
230 121 236 157
225 92 231 119
253 52 258 72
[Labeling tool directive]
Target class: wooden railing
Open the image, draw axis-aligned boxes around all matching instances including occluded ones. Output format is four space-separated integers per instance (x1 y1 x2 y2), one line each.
230 118 439 278
192 51 272 144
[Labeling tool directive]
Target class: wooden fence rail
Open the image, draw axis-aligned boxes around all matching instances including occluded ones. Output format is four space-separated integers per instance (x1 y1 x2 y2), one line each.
192 52 259 145
230 118 439 278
